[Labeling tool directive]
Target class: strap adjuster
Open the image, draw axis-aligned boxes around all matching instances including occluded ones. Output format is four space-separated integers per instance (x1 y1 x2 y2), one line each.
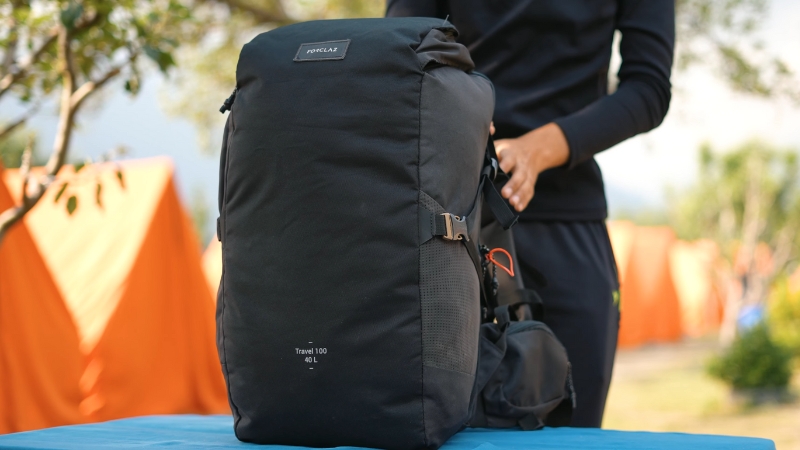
441 213 469 241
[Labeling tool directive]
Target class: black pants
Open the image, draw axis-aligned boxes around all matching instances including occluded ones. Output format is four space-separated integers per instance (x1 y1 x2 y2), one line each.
513 220 620 427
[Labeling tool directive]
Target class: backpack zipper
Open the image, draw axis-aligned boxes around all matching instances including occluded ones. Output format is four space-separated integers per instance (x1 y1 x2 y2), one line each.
219 88 237 113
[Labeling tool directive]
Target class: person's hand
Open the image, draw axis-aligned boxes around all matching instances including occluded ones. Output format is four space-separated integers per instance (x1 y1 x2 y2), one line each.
493 122 570 212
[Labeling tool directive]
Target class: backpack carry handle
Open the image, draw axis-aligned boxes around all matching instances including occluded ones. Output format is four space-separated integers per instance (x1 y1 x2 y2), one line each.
494 295 545 327
494 301 528 327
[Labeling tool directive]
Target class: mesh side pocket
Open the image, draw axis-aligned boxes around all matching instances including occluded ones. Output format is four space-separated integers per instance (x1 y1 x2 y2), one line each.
420 191 480 374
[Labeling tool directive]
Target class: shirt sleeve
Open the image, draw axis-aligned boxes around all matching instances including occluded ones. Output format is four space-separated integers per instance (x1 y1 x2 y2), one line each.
385 0 448 18
554 0 675 169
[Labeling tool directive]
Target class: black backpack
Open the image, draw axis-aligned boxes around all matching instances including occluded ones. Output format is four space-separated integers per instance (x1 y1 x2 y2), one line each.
216 17 515 449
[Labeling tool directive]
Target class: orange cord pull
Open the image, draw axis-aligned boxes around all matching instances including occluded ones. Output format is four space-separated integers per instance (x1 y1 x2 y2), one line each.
487 248 514 277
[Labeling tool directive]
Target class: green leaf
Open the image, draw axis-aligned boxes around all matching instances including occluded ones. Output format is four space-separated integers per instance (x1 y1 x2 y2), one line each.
124 67 141 95
116 169 125 188
54 182 68 203
74 161 86 173
60 2 83 30
66 195 77 215
96 182 103 207
124 78 140 95
143 45 176 73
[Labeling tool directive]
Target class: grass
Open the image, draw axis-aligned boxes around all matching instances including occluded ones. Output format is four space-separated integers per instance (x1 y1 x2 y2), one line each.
602 338 800 449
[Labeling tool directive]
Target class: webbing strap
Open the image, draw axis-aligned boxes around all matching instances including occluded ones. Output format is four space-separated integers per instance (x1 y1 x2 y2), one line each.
423 175 516 243
483 176 518 230
420 209 469 243
463 239 495 312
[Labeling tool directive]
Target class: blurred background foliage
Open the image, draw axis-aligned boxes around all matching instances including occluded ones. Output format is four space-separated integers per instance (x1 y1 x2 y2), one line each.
675 0 799 101
707 323 793 392
669 140 800 344
768 279 800 357
0 127 46 169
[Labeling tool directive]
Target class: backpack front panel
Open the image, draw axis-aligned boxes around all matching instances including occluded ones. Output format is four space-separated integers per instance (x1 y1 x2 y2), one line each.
219 19 429 449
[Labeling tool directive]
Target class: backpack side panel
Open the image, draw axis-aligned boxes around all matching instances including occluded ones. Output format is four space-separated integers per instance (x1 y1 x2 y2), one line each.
417 62 494 445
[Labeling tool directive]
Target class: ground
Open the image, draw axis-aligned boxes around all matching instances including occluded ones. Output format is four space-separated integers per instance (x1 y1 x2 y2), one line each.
603 338 800 449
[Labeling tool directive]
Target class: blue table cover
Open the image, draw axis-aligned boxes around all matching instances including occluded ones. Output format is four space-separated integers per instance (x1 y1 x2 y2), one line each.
0 415 775 450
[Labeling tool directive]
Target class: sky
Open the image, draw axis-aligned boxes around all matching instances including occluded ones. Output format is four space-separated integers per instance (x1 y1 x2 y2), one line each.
3 0 800 240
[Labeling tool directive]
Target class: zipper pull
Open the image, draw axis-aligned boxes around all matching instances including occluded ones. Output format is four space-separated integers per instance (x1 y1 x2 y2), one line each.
219 88 237 114
487 247 514 277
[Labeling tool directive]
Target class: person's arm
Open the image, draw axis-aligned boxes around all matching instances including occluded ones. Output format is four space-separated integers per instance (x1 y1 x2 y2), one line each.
497 0 675 211
385 0 448 18
555 0 674 168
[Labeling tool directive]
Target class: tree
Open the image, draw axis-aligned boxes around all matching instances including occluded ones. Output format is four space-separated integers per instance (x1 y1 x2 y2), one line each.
675 0 798 102
671 141 800 344
0 0 201 242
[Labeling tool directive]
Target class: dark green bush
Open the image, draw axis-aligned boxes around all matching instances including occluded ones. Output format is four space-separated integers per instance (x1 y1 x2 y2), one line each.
707 324 793 390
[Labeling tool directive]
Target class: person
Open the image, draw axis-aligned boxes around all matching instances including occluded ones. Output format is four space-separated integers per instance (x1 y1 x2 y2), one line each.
387 0 674 427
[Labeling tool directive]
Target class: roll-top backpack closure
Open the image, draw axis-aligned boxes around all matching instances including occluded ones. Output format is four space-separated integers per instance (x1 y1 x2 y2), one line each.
416 27 475 72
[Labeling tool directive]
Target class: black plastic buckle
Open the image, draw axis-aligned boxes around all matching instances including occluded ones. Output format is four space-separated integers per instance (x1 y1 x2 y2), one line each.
441 213 469 241
482 158 499 181
489 158 499 180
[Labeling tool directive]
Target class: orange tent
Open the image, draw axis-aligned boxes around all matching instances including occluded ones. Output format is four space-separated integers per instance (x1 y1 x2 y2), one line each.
608 221 683 348
202 238 222 300
4 158 228 423
0 167 84 433
669 240 724 337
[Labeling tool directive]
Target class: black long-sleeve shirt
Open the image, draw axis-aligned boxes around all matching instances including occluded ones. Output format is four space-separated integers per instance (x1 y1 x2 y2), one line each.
387 0 674 220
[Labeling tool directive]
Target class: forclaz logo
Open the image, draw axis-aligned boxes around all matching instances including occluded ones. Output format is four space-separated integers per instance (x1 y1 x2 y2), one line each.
294 39 350 62
307 47 338 54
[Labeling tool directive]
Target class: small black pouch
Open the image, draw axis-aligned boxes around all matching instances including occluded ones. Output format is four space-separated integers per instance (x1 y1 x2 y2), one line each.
469 300 576 430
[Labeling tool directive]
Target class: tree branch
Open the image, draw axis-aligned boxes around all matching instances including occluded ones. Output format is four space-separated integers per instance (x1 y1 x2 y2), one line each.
44 24 76 176
0 102 41 141
19 136 33 205
70 64 125 110
0 24 73 243
769 224 796 285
